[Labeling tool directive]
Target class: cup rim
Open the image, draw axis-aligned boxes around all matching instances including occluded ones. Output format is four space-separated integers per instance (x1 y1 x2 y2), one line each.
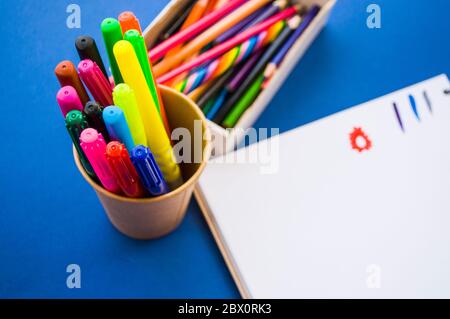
73 85 211 204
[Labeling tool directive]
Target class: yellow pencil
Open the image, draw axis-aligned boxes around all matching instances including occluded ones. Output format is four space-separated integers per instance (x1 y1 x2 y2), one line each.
113 40 183 189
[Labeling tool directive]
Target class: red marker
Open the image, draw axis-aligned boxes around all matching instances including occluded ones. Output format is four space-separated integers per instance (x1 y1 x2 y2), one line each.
78 59 113 107
105 141 146 198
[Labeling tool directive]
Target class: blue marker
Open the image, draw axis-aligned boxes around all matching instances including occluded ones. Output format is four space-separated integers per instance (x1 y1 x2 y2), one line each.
131 145 169 196
103 106 135 152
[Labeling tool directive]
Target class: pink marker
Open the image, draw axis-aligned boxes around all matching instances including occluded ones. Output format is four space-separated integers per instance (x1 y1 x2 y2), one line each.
78 59 113 107
80 128 121 194
56 86 83 117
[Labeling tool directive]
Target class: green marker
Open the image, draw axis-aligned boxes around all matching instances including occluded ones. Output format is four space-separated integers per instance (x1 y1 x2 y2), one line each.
124 29 160 113
222 74 264 128
65 110 96 179
101 18 123 85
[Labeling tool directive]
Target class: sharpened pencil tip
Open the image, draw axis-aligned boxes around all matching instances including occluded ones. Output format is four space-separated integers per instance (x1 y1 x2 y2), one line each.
288 15 302 29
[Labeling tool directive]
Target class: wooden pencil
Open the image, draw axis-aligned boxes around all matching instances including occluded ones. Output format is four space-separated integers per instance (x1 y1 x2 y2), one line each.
156 6 299 84
152 0 271 77
212 15 301 124
149 0 247 62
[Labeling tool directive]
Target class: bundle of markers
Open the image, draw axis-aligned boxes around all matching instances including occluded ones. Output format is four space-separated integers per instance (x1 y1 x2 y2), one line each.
55 1 320 199
56 12 182 198
151 0 320 127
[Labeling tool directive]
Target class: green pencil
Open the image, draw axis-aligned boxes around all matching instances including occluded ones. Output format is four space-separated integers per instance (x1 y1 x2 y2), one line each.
222 73 264 128
101 18 124 85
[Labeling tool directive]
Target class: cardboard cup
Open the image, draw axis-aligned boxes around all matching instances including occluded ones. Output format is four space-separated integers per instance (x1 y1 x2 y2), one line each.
73 85 211 240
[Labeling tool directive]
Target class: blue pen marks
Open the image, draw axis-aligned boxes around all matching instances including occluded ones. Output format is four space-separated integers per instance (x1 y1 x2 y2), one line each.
423 91 432 113
408 94 420 121
392 102 405 132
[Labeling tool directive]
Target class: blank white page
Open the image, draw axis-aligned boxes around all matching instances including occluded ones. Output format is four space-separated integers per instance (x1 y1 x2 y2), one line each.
198 74 450 298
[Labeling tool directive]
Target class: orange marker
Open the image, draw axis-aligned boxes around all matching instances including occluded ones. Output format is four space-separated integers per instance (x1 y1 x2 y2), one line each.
118 11 142 35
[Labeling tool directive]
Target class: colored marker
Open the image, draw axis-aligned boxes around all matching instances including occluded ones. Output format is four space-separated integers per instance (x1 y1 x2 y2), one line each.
106 141 145 198
56 86 83 117
113 40 183 190
123 30 161 113
103 106 135 152
80 128 121 194
78 59 113 107
118 11 142 35
124 29 171 134
65 110 96 179
55 60 90 106
101 18 124 85
75 35 108 79
113 84 147 147
131 145 169 196
84 101 110 141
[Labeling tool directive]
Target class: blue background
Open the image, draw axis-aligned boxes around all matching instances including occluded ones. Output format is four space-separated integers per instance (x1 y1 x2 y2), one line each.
0 0 449 298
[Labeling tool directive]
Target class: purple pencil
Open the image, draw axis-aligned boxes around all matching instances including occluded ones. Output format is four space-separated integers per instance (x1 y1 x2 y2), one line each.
263 5 320 86
214 0 289 44
214 8 265 44
227 49 264 92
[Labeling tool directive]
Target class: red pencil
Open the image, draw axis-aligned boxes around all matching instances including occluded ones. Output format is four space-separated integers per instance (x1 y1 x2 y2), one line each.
148 0 246 61
157 6 299 84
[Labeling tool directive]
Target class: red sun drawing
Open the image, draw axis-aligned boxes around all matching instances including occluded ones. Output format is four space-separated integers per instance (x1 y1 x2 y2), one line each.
349 127 372 153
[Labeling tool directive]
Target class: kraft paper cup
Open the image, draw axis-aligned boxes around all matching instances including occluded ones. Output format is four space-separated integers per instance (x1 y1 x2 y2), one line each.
74 85 211 240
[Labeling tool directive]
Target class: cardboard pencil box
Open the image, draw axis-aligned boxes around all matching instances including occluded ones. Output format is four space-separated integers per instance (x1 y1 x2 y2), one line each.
144 0 337 156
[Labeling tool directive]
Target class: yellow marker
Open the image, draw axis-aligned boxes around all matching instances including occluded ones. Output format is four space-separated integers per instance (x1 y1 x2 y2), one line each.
112 83 148 147
113 40 183 189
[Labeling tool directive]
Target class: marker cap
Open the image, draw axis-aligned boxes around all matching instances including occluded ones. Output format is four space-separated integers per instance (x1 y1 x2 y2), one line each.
75 35 108 78
55 60 90 106
106 141 145 198
103 106 135 152
56 85 83 117
118 11 142 35
80 128 121 194
65 110 96 179
131 145 169 196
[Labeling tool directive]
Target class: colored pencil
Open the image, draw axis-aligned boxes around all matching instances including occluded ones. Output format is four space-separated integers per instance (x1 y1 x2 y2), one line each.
222 73 265 127
165 0 210 59
156 5 300 84
197 67 237 109
149 0 247 62
212 15 301 124
213 7 265 45
227 50 264 92
152 0 271 76
204 0 219 14
263 5 320 88
188 79 216 102
156 1 197 43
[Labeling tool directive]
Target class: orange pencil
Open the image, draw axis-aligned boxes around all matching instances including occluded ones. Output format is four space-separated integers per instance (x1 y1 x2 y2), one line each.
214 0 229 10
188 80 215 102
153 0 271 77
204 0 219 14
165 0 209 58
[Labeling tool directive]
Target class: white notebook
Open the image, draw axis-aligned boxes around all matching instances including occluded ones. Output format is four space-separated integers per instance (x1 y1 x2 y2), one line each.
195 74 450 298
